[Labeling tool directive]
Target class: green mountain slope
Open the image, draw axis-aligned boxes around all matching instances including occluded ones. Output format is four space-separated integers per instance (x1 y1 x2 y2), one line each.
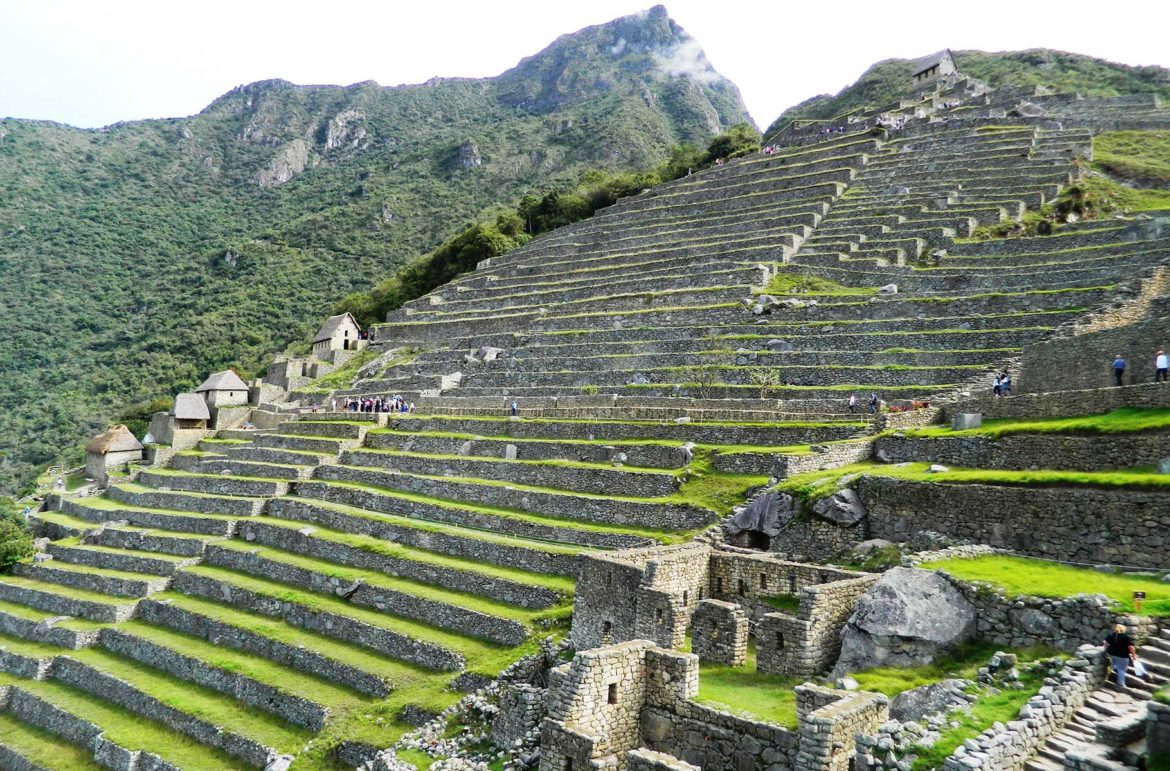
0 5 750 494
766 48 1170 136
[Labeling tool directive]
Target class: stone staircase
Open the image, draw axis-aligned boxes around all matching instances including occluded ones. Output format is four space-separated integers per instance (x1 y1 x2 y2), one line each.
1025 629 1170 771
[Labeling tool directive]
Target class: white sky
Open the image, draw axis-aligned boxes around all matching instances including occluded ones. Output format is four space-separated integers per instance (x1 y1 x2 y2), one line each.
3 0 1169 130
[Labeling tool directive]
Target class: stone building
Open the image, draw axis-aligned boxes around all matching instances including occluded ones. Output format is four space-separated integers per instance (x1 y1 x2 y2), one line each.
194 370 251 428
84 425 143 487
146 393 211 455
538 640 887 771
312 312 364 359
911 49 957 86
571 542 875 677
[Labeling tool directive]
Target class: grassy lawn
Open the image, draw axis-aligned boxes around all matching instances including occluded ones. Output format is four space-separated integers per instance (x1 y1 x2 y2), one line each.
760 594 801 613
761 270 877 297
903 407 1170 439
694 646 800 728
921 554 1170 615
0 712 107 770
847 642 1057 696
774 461 1170 502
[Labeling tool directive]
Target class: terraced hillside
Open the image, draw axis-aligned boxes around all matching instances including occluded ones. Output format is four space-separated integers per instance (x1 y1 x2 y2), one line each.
7 82 1170 770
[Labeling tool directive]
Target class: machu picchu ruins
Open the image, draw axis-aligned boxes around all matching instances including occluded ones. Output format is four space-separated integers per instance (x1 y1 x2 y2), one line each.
5 9 1170 771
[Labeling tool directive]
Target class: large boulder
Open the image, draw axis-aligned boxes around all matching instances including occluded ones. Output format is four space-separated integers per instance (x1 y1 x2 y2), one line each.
811 487 866 525
889 678 969 721
835 568 976 674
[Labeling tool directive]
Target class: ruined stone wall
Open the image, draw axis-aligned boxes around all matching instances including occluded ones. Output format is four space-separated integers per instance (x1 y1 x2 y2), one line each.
571 544 711 651
856 476 1170 569
796 685 888 771
756 575 879 677
708 550 863 615
690 600 747 666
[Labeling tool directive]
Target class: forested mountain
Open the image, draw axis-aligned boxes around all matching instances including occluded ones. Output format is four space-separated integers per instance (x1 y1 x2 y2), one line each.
0 5 749 493
766 49 1170 135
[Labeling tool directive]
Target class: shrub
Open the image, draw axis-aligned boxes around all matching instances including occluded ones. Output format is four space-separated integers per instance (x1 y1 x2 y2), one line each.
0 519 33 571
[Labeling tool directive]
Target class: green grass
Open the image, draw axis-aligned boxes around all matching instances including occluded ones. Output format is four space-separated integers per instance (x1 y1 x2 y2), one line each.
848 642 1056 696
761 271 877 297
395 748 440 769
1094 130 1170 187
760 594 801 613
0 673 255 770
908 662 1049 770
694 648 800 727
903 407 1170 439
677 455 770 517
774 461 1170 502
921 554 1170 615
0 711 108 770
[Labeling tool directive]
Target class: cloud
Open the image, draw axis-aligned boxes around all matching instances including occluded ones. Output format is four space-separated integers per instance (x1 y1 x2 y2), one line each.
652 37 720 84
610 37 627 56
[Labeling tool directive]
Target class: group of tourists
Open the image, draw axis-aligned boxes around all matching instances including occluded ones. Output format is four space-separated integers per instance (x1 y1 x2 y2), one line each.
333 396 413 414
1111 350 1169 386
846 392 881 414
991 371 1012 397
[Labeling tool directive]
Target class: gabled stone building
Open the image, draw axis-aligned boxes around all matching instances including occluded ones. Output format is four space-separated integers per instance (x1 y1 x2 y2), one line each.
911 48 957 86
312 312 364 359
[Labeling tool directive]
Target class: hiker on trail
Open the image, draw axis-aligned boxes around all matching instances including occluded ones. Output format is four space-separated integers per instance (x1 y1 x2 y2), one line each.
992 373 1002 397
1113 355 1127 387
1104 624 1137 688
1156 350 1169 382
510 401 519 417
847 393 857 413
1000 372 1012 396
868 392 879 414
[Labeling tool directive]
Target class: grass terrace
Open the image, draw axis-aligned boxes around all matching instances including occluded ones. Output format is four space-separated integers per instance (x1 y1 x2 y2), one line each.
901 407 1170 439
920 554 1170 615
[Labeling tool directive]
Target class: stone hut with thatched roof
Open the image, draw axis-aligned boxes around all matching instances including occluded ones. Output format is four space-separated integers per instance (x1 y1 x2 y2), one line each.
85 425 144 486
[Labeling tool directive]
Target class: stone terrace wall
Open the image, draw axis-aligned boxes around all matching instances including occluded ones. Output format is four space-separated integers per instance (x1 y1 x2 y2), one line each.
625 748 699 771
946 380 1170 421
873 432 1170 472
856 476 1170 569
1021 312 1170 393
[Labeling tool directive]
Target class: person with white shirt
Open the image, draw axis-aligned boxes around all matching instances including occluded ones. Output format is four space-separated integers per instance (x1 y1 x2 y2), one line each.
1156 350 1169 383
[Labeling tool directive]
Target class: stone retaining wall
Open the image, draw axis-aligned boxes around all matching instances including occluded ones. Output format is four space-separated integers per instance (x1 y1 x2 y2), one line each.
856 477 1170 569
310 464 714 531
170 571 466 671
290 481 648 551
946 381 1170 421
203 543 528 646
98 628 328 731
0 608 100 649
106 484 261 517
874 432 1170 472
61 496 236 536
796 684 888 771
0 581 134 623
259 501 572 601
342 449 680 498
137 599 390 697
51 655 275 768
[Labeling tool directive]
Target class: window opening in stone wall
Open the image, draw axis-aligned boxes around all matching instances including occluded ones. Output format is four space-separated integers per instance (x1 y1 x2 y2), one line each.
607 683 618 705
682 591 688 606
601 620 612 644
738 579 746 596
760 573 768 590
788 573 797 593
605 571 612 586
656 607 663 623
776 632 785 649
563 757 574 771
716 577 723 593
710 621 719 640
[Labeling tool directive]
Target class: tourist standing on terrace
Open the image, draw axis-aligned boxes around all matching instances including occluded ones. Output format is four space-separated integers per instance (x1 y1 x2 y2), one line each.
847 393 857 413
1104 624 1137 688
868 392 879 414
1113 355 1127 387
1156 350 1168 382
